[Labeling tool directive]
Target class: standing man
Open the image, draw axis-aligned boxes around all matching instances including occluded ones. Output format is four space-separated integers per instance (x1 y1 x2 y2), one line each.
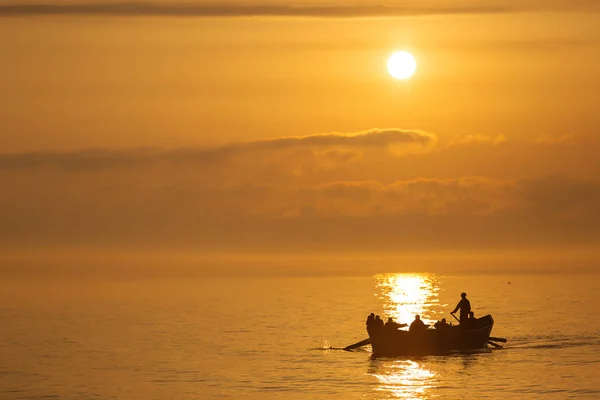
451 292 471 324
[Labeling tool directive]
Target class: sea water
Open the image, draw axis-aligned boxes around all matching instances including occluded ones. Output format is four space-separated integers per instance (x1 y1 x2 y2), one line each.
1 272 599 399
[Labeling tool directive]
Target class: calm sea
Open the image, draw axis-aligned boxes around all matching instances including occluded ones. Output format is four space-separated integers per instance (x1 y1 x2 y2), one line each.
1 271 599 399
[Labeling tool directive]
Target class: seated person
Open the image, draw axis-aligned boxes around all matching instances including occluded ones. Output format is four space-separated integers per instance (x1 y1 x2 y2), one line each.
463 311 477 328
366 313 375 327
409 314 427 332
434 318 449 330
384 317 406 330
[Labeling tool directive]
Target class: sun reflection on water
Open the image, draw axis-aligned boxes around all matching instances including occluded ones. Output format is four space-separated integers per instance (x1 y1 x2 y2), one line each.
371 360 437 399
376 273 441 326
369 273 442 399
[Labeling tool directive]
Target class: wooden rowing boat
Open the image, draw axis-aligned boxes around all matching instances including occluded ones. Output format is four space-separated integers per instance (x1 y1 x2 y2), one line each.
367 315 494 357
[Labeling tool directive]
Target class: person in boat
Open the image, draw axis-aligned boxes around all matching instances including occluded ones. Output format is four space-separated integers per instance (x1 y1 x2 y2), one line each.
451 292 471 324
434 318 449 330
464 311 477 328
384 317 405 330
366 312 375 328
374 315 384 329
409 315 427 332
366 313 377 334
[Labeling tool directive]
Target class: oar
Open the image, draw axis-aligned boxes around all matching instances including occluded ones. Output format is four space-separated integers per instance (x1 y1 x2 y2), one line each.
489 336 507 343
344 338 371 351
487 340 503 349
450 313 460 323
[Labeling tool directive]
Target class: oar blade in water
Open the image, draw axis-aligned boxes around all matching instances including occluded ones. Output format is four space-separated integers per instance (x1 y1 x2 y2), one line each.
489 336 507 343
344 338 371 351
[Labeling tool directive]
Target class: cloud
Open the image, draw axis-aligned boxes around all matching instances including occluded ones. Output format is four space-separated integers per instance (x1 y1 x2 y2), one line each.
1 1 599 18
534 133 600 147
287 177 521 217
535 134 575 145
448 134 506 146
518 174 600 219
243 128 434 151
2 170 600 250
0 128 434 170
0 2 508 18
291 175 600 219
1 129 600 251
292 149 364 177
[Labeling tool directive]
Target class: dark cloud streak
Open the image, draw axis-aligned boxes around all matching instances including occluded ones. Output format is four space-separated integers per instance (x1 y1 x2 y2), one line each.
2 1 600 18
0 2 509 18
0 128 433 170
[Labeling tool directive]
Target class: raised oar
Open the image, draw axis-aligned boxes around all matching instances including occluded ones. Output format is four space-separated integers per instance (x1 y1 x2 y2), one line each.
344 338 371 351
488 336 507 343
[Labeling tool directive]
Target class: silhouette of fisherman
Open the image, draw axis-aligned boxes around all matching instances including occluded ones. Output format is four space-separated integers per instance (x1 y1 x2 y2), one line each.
451 292 471 324
366 312 375 327
373 315 384 330
409 315 427 332
366 312 376 335
384 317 405 330
465 311 477 328
434 318 449 330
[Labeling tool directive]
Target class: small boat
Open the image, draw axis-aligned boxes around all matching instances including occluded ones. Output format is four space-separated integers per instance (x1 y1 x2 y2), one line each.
367 315 494 357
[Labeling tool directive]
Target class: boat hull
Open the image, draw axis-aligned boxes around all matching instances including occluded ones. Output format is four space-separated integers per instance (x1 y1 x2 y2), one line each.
368 315 494 357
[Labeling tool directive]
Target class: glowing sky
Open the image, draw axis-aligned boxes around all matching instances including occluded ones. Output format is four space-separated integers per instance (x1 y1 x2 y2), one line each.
1 1 600 270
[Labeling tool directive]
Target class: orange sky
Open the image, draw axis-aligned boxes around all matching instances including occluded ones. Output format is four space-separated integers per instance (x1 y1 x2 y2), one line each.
1 1 600 271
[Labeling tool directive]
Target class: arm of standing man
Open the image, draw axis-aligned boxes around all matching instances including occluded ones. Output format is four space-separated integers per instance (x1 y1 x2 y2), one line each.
451 299 462 314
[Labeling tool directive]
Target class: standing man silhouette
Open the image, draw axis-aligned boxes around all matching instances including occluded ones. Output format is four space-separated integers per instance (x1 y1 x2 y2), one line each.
451 292 471 324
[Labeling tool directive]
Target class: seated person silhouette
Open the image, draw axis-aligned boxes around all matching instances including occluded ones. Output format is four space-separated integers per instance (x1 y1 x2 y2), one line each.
366 312 375 327
434 318 449 330
409 315 427 332
384 317 406 330
464 311 477 328
374 315 384 329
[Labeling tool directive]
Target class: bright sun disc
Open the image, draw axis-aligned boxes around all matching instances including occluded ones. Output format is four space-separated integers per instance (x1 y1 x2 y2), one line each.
387 51 417 80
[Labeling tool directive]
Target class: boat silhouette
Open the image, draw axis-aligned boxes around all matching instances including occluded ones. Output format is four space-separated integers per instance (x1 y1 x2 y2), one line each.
362 314 496 357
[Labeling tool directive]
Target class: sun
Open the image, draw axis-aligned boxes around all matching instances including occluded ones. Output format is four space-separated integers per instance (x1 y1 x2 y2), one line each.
387 51 417 80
